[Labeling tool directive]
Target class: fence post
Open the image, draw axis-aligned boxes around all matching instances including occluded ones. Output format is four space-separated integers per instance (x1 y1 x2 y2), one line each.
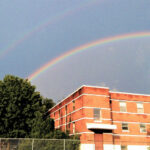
32 139 34 150
64 139 65 150
0 138 1 150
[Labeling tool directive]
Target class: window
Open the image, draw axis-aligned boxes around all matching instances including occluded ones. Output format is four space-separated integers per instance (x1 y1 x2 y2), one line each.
122 123 128 131
120 102 126 112
65 105 67 131
140 124 146 133
69 115 71 122
68 116 71 129
73 122 75 134
65 105 67 115
137 103 144 113
59 110 61 125
59 110 60 117
121 145 127 150
94 108 101 121
73 100 75 111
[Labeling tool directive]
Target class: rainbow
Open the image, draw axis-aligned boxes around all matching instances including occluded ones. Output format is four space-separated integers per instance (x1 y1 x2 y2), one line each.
28 31 150 81
0 0 98 59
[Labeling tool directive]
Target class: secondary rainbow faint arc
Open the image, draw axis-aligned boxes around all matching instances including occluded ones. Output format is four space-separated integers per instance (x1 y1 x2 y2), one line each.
28 31 150 81
0 0 98 59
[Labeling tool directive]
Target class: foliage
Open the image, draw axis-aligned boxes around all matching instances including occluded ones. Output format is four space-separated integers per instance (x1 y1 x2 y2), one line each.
0 75 42 137
0 75 54 138
30 97 55 138
30 113 54 138
0 75 80 149
42 98 55 112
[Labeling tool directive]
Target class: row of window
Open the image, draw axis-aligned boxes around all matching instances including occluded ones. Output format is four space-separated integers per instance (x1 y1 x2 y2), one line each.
93 108 147 132
54 100 75 118
120 101 144 113
94 102 144 122
55 101 144 120
55 101 75 132
122 122 146 132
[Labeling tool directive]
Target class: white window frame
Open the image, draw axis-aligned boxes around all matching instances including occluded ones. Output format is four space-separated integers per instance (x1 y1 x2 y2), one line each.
140 123 146 133
93 108 101 121
73 122 75 134
137 103 144 113
120 102 127 112
122 123 128 132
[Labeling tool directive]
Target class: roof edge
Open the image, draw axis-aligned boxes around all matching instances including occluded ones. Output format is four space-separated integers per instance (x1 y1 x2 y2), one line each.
110 91 150 97
49 85 109 112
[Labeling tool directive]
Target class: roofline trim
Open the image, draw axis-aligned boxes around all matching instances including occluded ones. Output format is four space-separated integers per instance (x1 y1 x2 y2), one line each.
49 85 109 112
110 91 150 97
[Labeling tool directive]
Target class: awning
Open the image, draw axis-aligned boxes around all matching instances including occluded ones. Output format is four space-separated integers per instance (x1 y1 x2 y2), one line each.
87 123 117 130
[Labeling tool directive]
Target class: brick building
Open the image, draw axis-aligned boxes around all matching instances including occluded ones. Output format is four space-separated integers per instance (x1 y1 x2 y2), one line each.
49 85 150 150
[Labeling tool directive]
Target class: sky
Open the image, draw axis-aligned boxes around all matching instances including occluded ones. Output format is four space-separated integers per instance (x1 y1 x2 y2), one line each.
0 0 150 102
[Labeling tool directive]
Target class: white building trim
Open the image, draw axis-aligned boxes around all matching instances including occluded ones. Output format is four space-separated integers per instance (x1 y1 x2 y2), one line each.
50 94 109 115
110 91 150 97
113 121 150 125
87 123 117 130
49 85 109 112
111 98 150 104
55 116 112 129
104 145 150 150
80 143 95 150
112 111 150 115
113 133 150 137
70 132 94 135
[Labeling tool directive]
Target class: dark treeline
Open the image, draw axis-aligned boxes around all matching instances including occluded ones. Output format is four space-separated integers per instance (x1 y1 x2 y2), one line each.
0 75 80 149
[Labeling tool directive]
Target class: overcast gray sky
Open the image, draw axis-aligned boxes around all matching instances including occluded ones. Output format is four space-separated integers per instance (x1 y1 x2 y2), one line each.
0 0 150 101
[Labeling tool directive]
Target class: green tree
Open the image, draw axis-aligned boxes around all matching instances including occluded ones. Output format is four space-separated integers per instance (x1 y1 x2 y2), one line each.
30 97 55 138
0 75 80 150
42 98 55 112
30 112 55 138
0 75 54 138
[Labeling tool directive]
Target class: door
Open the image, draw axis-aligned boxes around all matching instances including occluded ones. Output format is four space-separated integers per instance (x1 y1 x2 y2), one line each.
94 133 103 150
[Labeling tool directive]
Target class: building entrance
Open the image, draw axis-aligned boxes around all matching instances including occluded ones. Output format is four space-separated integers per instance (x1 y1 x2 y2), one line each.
94 133 103 150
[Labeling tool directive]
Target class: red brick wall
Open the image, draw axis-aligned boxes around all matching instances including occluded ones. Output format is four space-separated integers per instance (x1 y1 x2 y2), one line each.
49 85 150 146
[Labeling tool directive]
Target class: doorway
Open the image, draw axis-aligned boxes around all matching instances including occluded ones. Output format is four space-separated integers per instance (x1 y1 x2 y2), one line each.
94 133 103 150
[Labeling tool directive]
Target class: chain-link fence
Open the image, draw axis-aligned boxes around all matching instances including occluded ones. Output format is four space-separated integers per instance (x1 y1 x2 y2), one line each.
1 138 150 150
0 138 80 150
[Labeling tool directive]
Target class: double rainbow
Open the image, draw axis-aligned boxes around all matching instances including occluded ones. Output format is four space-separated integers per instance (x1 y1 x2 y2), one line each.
0 0 98 59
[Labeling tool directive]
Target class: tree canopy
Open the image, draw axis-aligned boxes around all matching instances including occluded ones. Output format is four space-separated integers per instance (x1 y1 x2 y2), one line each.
0 75 55 138
0 75 80 149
